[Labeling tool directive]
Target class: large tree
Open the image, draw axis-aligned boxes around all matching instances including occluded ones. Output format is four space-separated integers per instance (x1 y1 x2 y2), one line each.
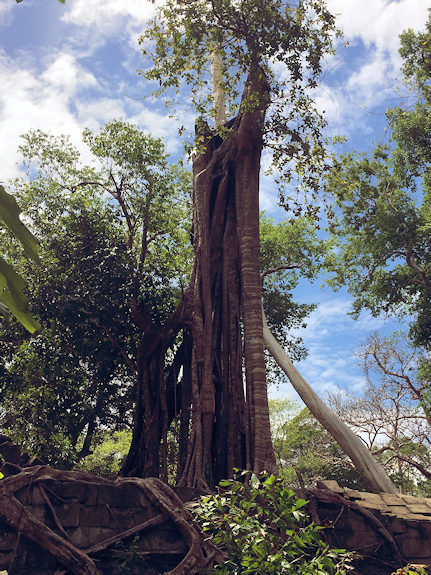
1 120 323 484
329 333 431 494
137 0 343 489
1 121 192 471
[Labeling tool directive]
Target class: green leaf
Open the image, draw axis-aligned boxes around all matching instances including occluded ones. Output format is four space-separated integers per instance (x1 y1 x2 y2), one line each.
0 257 40 333
0 185 39 262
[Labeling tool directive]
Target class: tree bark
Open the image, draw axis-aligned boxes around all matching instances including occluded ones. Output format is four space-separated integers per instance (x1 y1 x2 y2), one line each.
178 72 276 488
262 308 398 494
211 48 226 129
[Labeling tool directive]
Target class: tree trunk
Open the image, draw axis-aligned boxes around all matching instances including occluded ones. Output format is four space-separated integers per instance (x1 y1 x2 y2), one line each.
178 72 276 489
211 48 226 128
121 332 165 478
262 309 398 494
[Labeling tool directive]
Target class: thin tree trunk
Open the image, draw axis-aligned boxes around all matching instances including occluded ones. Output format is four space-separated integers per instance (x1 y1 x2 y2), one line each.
211 48 226 128
262 308 398 494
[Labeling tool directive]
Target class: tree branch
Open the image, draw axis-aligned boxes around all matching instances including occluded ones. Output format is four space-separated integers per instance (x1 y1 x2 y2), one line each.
261 263 301 281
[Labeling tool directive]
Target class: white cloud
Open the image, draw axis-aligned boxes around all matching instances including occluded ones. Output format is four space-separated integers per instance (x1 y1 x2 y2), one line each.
327 0 428 53
0 2 13 25
41 53 97 93
312 1 430 139
76 98 126 130
62 0 156 29
61 0 157 53
0 50 108 179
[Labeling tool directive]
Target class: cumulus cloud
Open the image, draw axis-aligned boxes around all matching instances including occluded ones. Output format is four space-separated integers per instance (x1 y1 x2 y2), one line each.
313 0 430 139
61 0 157 54
328 0 428 54
62 0 156 29
0 50 115 179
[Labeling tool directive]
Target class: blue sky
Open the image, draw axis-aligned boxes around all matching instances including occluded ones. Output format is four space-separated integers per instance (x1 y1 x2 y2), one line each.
0 0 429 402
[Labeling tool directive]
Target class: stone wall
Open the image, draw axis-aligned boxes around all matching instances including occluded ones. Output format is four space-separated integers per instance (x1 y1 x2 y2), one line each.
311 480 431 574
1 467 431 574
0 474 188 574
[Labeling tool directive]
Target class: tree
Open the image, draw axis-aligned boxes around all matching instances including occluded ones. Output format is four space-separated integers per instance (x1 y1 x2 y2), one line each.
2 119 325 485
326 12 431 352
137 0 350 490
269 400 366 490
329 333 431 495
0 203 136 466
0 121 192 471
262 315 397 493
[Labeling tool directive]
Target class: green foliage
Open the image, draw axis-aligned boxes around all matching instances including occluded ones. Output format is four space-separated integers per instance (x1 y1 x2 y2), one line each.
76 430 132 479
392 565 429 575
269 403 366 490
0 120 192 465
191 471 355 574
139 0 340 200
327 12 431 350
0 185 40 332
111 535 158 575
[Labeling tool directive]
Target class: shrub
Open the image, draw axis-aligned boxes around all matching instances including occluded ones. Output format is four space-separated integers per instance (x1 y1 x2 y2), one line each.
191 471 355 574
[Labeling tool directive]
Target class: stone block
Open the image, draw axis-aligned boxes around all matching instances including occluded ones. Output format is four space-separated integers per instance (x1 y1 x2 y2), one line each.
359 492 383 503
406 514 431 522
72 526 117 548
343 488 363 500
399 536 431 560
401 494 421 504
85 484 99 506
381 493 404 506
27 485 44 506
383 505 410 516
61 481 87 501
54 503 80 528
31 505 47 523
107 506 135 528
115 484 144 507
96 485 122 506
406 504 431 515
358 500 389 512
80 505 111 528
316 480 343 493
382 516 406 533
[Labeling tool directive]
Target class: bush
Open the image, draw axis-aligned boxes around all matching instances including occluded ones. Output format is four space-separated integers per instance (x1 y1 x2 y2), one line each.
191 471 355 574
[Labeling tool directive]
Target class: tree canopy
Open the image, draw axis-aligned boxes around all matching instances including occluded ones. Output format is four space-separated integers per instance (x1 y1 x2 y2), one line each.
327 10 431 351
139 0 339 199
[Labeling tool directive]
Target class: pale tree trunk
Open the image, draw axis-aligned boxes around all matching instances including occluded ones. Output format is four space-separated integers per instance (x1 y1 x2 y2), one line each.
262 309 398 494
211 48 226 128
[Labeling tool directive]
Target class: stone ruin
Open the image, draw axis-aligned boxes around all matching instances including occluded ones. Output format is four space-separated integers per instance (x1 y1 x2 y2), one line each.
0 435 431 574
309 479 431 575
